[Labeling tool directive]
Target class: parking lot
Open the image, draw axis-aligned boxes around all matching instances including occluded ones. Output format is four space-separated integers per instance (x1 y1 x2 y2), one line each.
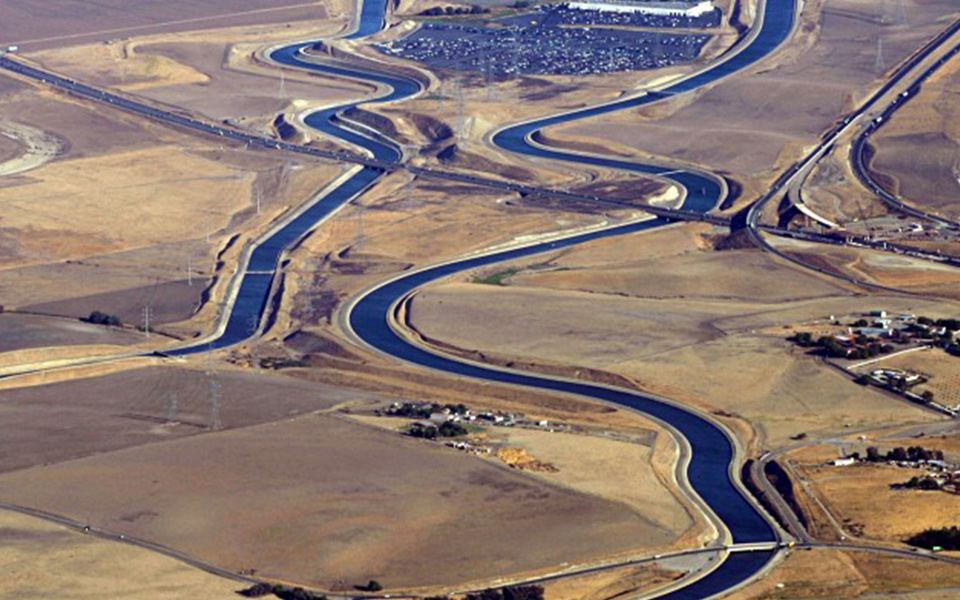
377 21 711 76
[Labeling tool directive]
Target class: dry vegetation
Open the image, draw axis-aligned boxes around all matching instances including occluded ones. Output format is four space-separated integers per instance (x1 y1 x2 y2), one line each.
0 510 241 600
727 548 960 599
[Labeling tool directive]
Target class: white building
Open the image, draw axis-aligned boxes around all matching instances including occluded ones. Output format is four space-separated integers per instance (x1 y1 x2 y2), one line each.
565 0 715 17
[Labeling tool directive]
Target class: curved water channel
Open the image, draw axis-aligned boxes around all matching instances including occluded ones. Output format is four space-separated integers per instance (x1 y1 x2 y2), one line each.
173 0 801 595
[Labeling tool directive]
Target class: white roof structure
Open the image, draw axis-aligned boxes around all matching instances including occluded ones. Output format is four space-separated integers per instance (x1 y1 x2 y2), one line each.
565 0 715 17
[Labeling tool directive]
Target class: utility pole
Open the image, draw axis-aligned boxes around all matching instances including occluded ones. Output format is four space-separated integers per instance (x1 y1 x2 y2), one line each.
166 392 177 423
142 305 151 338
875 34 885 73
209 379 222 431
256 186 262 215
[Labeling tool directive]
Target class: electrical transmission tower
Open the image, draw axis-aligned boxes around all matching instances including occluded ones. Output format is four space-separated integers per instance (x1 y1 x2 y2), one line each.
875 35 885 73
894 0 907 26
142 305 152 338
209 379 222 431
166 392 178 423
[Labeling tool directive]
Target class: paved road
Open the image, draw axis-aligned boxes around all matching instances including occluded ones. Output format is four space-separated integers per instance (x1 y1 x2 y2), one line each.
745 16 960 288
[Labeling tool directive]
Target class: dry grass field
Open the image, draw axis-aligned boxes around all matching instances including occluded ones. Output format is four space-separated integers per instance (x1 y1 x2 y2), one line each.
0 0 332 51
0 510 241 600
0 412 677 590
795 461 960 543
727 548 960 599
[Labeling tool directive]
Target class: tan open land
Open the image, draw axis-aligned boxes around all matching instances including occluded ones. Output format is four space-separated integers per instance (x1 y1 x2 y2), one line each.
795 461 960 544
0 412 678 591
0 510 241 600
727 548 960 599
401 224 947 446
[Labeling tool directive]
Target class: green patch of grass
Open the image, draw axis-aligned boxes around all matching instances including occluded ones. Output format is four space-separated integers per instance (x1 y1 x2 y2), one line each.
473 267 522 286
472 262 551 285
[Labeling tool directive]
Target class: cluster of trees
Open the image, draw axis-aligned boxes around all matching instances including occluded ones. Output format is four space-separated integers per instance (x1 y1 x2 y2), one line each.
900 475 943 490
865 445 945 463
83 310 122 327
907 526 960 550
428 585 544 600
789 332 894 358
409 421 469 439
418 4 490 16
239 583 327 600
388 402 468 419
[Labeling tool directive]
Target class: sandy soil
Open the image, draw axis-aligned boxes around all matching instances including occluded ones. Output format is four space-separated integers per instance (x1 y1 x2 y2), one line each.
727 548 960 599
0 412 675 591
0 365 387 474
544 0 960 204
0 510 241 600
400 224 949 446
0 119 64 177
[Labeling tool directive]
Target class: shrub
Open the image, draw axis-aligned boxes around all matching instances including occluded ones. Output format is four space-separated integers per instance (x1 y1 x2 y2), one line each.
84 310 122 327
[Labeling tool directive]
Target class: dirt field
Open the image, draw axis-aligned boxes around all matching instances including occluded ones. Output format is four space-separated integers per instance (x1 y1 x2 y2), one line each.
0 365 389 474
727 548 960 599
0 510 241 600
0 0 331 51
0 412 677 590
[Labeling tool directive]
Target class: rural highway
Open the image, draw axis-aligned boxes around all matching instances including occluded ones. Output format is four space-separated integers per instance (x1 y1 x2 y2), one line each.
1 0 958 597
745 15 960 285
